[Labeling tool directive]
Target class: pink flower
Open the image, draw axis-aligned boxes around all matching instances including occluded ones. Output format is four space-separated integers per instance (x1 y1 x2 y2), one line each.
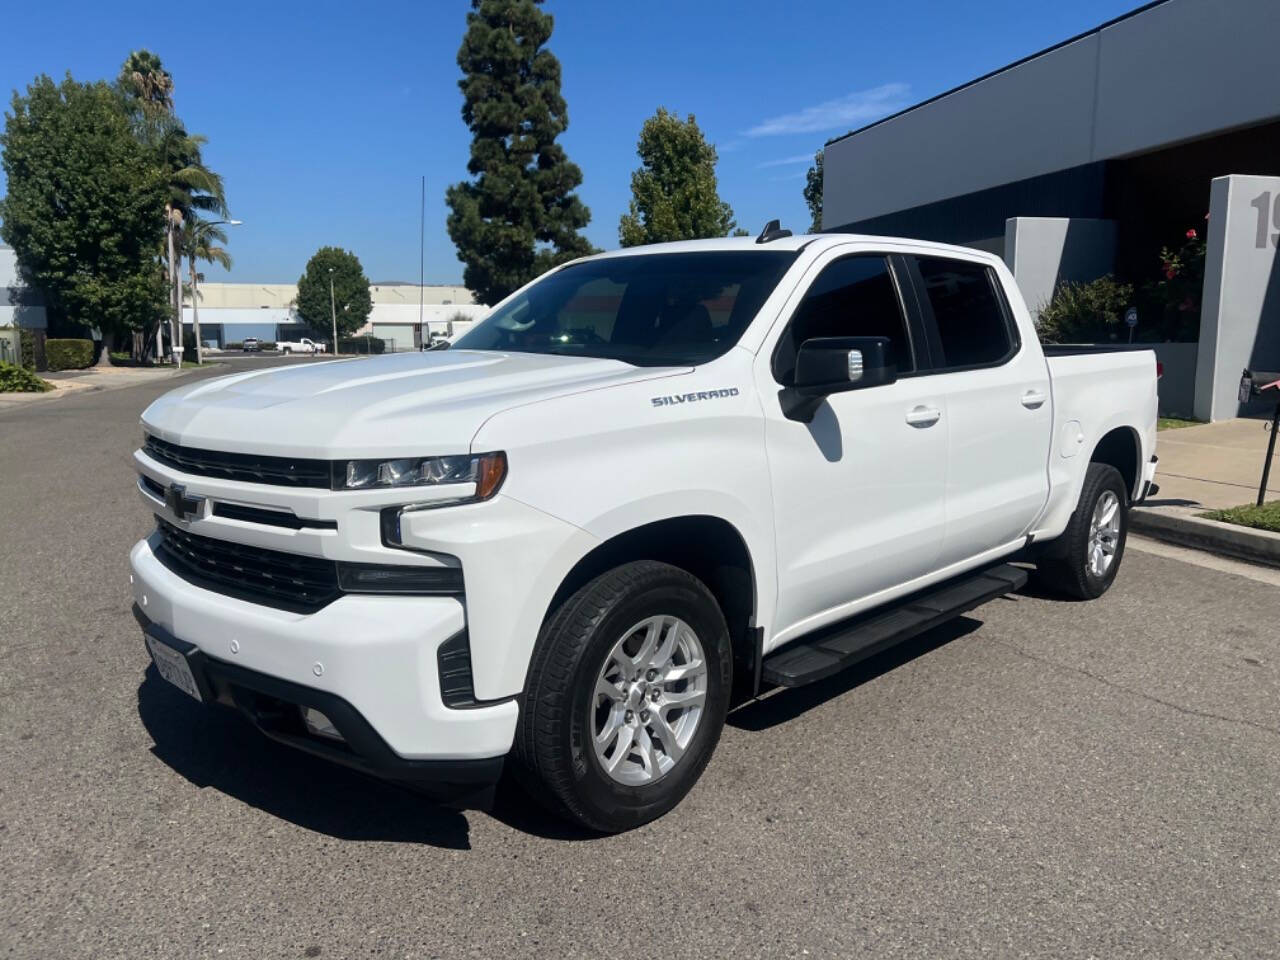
1185 229 1197 240
1165 267 1177 280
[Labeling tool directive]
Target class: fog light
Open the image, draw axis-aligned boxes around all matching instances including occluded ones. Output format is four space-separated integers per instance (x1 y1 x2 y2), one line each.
300 706 343 741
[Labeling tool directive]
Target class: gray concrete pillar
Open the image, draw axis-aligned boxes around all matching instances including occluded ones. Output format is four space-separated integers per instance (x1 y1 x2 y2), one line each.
1003 217 1118 320
1195 175 1280 421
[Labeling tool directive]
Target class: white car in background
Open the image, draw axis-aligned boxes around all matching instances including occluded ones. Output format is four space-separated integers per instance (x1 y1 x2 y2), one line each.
277 337 326 355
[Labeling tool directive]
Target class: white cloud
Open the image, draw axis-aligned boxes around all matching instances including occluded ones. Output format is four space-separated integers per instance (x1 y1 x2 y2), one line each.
757 154 816 169
745 83 911 137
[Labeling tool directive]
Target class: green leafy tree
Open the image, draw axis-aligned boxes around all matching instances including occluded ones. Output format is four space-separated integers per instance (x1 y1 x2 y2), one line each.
804 149 823 232
0 73 167 362
619 109 735 247
446 0 592 305
295 247 372 342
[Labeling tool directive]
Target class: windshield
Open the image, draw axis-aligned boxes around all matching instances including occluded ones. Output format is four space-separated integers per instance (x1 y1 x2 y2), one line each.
453 251 797 366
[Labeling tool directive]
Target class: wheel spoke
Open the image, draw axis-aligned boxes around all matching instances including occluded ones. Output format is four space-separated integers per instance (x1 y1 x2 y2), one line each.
605 724 635 771
651 618 679 668
595 705 624 745
631 619 660 668
664 658 705 684
635 726 658 775
595 674 624 702
662 687 706 710
1099 498 1118 528
649 710 684 764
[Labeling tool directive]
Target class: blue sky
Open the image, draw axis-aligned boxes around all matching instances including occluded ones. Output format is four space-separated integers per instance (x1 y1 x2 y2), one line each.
2 0 1138 286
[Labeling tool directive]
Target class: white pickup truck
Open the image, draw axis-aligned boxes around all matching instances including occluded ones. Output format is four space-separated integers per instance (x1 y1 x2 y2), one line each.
277 336 326 355
130 230 1158 832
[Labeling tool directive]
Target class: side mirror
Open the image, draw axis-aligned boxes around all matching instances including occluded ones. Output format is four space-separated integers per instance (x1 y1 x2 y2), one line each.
782 336 897 422
794 336 896 395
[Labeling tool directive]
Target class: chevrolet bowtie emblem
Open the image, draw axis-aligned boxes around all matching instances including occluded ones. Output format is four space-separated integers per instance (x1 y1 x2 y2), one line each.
165 483 205 522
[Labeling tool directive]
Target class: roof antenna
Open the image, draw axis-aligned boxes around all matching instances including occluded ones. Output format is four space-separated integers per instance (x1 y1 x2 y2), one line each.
756 219 792 244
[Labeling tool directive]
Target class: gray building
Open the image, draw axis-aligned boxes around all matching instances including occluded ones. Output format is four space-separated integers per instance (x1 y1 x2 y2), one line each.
822 0 1280 420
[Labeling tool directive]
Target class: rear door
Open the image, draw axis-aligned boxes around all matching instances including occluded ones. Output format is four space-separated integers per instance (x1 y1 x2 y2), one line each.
757 250 948 647
904 254 1051 567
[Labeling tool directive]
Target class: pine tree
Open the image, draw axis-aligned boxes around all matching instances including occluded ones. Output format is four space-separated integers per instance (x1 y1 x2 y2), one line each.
446 0 592 305
619 109 735 247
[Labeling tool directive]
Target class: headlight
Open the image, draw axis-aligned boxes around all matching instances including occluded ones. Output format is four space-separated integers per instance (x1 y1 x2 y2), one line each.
333 451 507 497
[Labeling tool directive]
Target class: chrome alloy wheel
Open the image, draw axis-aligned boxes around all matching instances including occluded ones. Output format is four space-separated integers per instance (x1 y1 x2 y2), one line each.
590 615 708 786
1088 489 1122 578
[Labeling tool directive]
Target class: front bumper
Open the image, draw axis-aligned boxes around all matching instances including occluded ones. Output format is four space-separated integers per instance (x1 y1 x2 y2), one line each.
135 606 504 798
130 535 519 768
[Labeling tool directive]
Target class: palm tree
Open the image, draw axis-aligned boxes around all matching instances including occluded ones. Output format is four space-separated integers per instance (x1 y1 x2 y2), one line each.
158 126 227 367
182 217 233 364
119 50 174 112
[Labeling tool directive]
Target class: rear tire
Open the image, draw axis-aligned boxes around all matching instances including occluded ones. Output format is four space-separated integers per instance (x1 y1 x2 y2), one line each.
282 346 291 354
514 560 732 833
1035 462 1129 600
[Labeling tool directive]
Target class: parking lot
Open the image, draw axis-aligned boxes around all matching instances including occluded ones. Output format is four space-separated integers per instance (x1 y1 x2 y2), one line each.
2 356 1278 959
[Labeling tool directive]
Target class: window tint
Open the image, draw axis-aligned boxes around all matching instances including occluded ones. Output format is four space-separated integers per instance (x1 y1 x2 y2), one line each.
915 257 1015 369
454 251 796 367
775 255 912 383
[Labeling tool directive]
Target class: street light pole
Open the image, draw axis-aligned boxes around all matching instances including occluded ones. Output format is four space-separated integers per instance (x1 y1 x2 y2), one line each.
329 268 338 356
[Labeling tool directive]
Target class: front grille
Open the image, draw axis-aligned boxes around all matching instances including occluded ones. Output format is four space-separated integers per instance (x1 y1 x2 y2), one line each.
154 518 341 612
144 434 331 488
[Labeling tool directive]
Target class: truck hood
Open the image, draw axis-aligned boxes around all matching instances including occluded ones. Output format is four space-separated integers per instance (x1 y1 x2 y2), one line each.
141 350 686 458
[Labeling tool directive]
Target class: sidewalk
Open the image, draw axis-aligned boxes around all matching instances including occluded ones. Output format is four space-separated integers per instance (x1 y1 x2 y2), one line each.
0 363 209 409
1149 417 1277 510
1132 417 1280 567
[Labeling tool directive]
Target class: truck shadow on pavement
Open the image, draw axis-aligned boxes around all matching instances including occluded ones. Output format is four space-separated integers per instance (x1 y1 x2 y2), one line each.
728 616 984 731
136 668 475 849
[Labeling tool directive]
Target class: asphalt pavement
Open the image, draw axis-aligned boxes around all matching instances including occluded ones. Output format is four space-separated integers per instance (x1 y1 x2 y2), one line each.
1 356 1277 959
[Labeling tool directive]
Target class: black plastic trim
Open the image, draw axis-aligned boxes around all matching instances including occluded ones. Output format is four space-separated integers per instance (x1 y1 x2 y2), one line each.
135 606 505 793
144 435 331 488
211 502 338 531
152 517 463 614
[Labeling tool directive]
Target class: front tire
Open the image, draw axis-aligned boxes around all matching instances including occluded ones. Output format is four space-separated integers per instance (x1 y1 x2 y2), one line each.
514 560 732 833
1035 462 1129 600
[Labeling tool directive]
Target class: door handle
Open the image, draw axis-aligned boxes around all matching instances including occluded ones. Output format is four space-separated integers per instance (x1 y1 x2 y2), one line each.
1020 389 1047 409
905 405 941 427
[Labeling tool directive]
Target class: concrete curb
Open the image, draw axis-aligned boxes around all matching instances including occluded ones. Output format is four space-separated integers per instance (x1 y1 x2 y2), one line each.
1130 503 1280 568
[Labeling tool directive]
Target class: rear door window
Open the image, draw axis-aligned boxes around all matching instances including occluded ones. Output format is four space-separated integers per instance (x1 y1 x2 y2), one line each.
913 257 1017 369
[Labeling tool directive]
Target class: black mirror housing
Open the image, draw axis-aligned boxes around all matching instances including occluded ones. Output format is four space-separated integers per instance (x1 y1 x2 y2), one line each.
794 336 897 396
782 336 898 423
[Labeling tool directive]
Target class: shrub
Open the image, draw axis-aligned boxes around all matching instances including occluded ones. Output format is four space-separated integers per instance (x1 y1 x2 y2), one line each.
1036 275 1134 344
258 341 277 351
225 341 243 350
44 338 95 371
18 329 37 370
339 337 386 354
0 360 53 392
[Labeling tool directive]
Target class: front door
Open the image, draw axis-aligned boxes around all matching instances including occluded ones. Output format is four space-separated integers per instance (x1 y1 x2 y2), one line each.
759 251 948 649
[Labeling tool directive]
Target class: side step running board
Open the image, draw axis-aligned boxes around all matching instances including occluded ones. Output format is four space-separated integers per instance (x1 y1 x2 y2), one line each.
761 563 1027 688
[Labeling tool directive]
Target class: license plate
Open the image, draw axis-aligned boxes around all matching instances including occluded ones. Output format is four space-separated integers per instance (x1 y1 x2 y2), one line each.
145 634 203 702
